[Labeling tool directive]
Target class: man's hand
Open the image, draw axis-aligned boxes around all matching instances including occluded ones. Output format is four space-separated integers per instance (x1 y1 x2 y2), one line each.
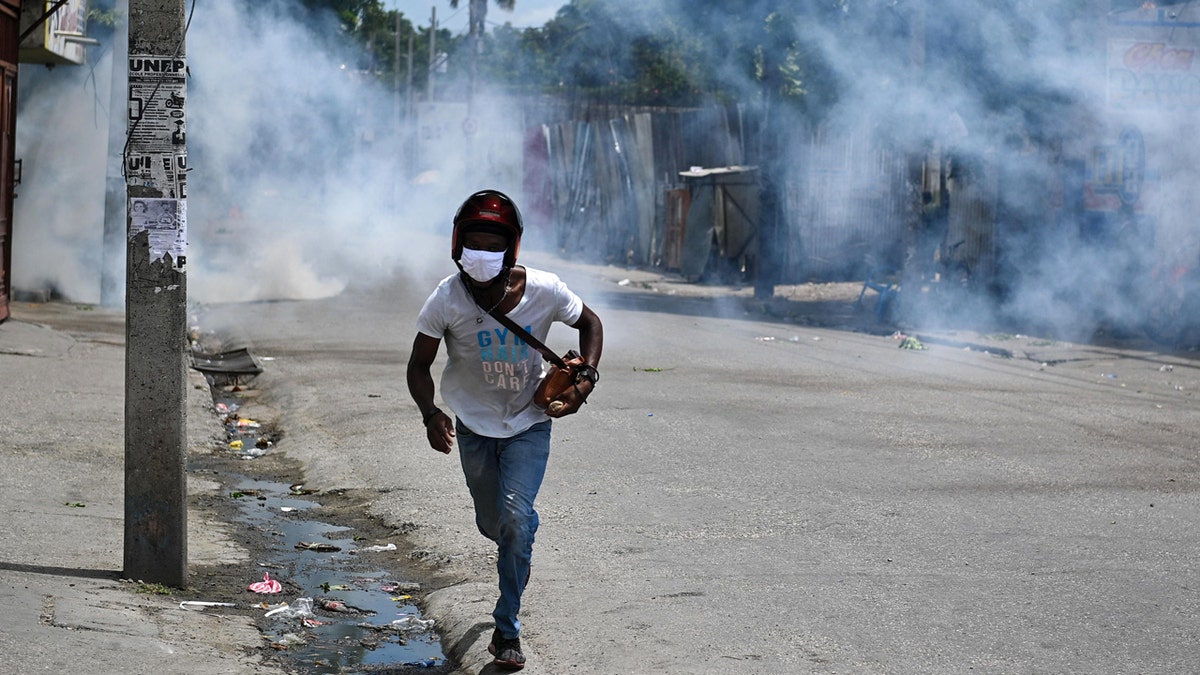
545 380 593 418
548 304 602 420
426 411 455 453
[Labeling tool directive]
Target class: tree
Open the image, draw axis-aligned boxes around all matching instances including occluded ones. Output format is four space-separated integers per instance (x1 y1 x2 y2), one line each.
502 0 710 107
289 0 463 105
450 0 516 108
450 0 516 41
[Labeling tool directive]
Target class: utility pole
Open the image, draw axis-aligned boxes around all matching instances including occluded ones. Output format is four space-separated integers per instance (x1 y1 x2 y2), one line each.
427 6 437 102
124 0 189 587
394 12 402 214
407 31 415 116
394 12 402 130
468 0 480 115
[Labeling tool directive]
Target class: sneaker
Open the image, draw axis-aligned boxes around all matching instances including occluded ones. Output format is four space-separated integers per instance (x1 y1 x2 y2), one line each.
488 629 526 670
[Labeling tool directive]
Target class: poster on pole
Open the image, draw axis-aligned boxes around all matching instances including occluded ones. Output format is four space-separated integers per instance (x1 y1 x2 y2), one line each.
125 152 187 198
127 54 187 198
129 197 187 266
128 54 187 154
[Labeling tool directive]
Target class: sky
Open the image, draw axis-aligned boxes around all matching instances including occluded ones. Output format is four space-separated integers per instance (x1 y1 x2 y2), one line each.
384 0 567 34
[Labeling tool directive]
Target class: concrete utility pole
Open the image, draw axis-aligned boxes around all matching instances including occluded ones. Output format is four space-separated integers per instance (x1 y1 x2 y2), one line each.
124 0 189 587
427 6 437 101
394 12 402 130
407 31 415 116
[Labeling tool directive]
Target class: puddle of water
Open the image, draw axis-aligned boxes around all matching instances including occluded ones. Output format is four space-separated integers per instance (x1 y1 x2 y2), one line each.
230 476 450 673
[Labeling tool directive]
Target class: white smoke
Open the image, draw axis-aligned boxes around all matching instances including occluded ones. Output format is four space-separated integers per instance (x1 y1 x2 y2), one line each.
13 0 530 305
13 0 1200 345
760 0 1200 340
13 58 112 303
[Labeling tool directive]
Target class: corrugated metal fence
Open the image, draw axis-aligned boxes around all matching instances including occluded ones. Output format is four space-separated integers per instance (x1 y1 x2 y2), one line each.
531 103 914 282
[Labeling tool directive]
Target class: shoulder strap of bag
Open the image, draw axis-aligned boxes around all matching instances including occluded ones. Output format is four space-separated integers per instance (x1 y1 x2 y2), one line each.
464 276 568 369
489 308 570 370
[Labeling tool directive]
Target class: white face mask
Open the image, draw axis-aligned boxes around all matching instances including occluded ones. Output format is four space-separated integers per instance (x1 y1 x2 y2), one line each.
459 247 506 283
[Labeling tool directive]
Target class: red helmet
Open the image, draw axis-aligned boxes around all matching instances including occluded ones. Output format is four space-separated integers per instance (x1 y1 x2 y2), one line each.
452 190 523 268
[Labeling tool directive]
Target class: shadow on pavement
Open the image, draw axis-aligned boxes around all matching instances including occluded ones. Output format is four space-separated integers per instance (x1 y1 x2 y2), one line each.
0 561 121 580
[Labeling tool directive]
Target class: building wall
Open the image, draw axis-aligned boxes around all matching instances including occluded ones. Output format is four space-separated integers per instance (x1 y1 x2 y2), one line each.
0 0 20 324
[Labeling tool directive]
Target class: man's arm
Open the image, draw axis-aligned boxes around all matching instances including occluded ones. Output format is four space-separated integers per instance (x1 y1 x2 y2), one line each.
406 333 455 453
575 304 603 372
547 304 604 417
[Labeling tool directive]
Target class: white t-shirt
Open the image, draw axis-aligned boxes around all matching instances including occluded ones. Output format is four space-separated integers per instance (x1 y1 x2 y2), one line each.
416 267 584 438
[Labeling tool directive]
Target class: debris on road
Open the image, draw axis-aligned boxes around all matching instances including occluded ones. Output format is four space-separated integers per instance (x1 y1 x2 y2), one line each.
353 543 397 554
295 541 342 552
179 600 237 610
264 597 314 619
248 572 283 594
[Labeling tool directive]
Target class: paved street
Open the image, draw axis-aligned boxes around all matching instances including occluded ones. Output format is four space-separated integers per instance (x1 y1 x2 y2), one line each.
197 238 1200 675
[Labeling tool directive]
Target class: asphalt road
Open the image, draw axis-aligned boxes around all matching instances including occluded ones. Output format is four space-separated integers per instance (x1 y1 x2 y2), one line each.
196 239 1200 675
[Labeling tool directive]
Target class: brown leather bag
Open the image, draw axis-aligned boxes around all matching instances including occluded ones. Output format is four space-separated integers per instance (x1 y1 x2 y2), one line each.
533 350 586 409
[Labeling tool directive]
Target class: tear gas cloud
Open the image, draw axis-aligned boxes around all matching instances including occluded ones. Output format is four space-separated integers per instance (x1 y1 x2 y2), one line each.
15 0 524 305
184 0 506 303
13 0 1199 344
779 0 1199 340
13 62 111 303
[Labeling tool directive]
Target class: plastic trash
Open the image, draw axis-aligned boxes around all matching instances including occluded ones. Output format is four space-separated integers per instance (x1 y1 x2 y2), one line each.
263 603 291 618
356 615 435 633
180 601 236 610
271 633 307 649
353 543 397 554
321 599 367 614
381 581 422 593
264 597 314 619
295 541 341 552
389 615 435 632
248 572 283 594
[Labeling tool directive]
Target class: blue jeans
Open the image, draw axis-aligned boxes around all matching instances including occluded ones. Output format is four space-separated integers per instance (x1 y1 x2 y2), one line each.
456 418 552 639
